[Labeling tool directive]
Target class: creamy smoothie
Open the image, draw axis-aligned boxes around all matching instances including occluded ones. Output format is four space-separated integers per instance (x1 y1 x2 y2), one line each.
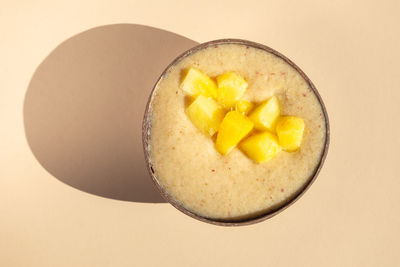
147 43 326 220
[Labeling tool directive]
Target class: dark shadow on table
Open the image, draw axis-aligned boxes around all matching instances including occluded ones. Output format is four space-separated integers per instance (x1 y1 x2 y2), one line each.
23 24 198 203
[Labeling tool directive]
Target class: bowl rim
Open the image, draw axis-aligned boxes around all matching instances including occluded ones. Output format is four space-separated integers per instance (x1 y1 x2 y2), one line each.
142 39 330 226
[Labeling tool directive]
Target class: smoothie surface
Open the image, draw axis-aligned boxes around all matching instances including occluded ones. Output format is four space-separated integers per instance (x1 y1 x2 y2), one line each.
148 43 326 220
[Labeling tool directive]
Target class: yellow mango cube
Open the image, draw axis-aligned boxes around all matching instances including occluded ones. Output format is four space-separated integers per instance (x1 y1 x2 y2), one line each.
215 111 254 155
186 95 225 136
276 116 305 151
180 68 217 98
248 95 280 131
216 72 248 108
235 100 254 115
240 132 281 163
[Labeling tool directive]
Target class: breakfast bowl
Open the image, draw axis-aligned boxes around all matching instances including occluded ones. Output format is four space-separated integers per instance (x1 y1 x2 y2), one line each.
142 39 329 226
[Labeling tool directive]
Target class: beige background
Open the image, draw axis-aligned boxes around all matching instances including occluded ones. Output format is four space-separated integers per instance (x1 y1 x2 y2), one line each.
1 0 399 266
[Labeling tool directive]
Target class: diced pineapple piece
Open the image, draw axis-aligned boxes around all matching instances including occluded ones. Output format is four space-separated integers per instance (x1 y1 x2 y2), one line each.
216 72 248 108
180 68 217 98
276 116 305 151
186 95 225 136
215 111 254 155
235 100 254 115
240 132 281 163
248 95 280 131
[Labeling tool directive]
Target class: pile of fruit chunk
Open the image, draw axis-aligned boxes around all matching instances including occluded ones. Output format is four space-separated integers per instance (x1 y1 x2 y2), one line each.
181 68 305 163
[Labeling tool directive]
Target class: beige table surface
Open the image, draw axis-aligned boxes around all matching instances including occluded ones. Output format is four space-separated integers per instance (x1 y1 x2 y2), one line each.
1 0 399 266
